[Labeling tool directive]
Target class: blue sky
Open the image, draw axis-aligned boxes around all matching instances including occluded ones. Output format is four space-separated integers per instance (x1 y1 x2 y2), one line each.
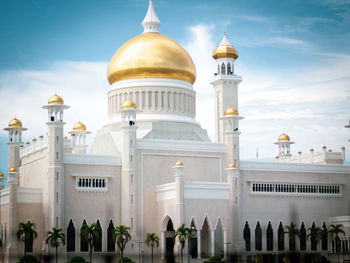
1 0 350 174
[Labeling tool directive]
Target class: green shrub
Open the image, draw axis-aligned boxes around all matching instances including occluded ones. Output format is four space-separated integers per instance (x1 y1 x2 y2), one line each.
117 257 136 263
66 256 88 263
17 255 40 263
203 256 225 263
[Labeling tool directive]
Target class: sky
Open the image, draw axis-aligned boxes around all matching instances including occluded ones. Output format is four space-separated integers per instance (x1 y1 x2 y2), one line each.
0 0 350 174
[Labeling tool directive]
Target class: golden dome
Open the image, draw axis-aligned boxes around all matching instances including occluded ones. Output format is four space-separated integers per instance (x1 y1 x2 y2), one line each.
9 167 18 173
71 132 76 136
32 138 36 142
121 100 137 110
278 133 290 142
0 172 4 178
227 163 236 169
48 94 64 105
19 144 24 147
212 34 239 60
8 118 22 127
224 107 239 116
73 122 86 131
26 141 30 145
175 161 184 166
39 134 44 138
107 32 196 85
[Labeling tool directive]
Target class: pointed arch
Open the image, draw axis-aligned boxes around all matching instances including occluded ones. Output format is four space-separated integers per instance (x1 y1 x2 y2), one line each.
67 219 75 252
221 63 226 75
214 218 224 257
266 222 273 251
311 222 317 251
255 221 262 251
164 216 175 263
189 217 199 230
227 63 232 75
243 221 251 251
300 222 306 251
321 222 328 251
277 222 284 251
214 217 225 230
201 216 211 258
94 219 102 251
80 219 88 252
107 220 115 252
189 218 198 258
200 214 213 231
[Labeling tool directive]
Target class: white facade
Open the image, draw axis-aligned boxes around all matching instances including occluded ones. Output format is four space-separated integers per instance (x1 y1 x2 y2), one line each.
1 1 349 263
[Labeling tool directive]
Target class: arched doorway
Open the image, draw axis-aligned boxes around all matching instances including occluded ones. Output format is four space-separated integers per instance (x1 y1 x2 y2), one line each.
214 219 224 258
165 218 175 263
189 219 198 258
201 218 210 258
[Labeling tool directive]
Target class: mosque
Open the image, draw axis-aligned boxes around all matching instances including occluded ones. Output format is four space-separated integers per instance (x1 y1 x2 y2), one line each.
1 0 349 262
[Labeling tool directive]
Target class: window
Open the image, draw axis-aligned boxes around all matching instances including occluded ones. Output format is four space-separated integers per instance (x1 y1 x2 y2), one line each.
311 222 317 251
278 222 284 251
243 222 250 251
107 220 115 252
255 222 262 251
300 222 306 250
221 63 226 75
227 63 231 74
80 220 88 252
321 222 328 251
266 222 273 251
148 91 152 107
94 220 102 252
67 219 75 252
76 177 108 192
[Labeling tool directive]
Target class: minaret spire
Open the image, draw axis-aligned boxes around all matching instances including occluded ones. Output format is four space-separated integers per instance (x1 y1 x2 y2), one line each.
220 32 231 46
142 0 161 33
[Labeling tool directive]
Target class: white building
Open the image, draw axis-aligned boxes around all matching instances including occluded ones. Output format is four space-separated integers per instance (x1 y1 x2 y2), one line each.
1 1 349 262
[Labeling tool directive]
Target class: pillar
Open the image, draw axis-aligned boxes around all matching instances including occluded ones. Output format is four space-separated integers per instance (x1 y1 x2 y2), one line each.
197 229 201 259
210 228 215 256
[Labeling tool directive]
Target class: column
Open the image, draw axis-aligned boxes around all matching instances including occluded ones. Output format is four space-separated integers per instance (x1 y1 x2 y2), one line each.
210 228 215 256
197 229 201 259
161 230 165 260
223 228 227 259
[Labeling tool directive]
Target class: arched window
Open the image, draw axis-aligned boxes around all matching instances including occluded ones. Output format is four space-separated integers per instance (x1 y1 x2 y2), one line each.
243 221 251 251
167 92 171 109
288 222 296 251
161 91 165 108
255 221 262 251
80 220 88 252
154 91 159 108
142 92 146 108
173 92 177 110
217 64 220 74
300 222 306 251
266 222 273 251
227 63 231 75
94 220 102 251
107 220 115 252
148 91 152 107
67 219 75 252
321 222 328 251
278 222 284 251
221 63 226 75
311 222 317 251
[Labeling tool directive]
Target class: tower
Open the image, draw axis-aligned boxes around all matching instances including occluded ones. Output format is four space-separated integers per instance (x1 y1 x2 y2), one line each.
69 122 91 154
172 161 185 225
211 33 242 143
42 94 69 232
120 100 138 239
274 133 294 160
345 120 350 142
220 107 244 167
4 118 27 170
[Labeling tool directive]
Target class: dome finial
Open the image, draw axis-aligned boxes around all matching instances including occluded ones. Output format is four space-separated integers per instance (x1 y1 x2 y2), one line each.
220 32 231 46
142 0 161 33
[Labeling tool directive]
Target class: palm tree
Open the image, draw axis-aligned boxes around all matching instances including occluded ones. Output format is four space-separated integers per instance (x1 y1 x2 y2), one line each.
145 233 159 263
283 222 300 251
16 221 38 257
306 225 323 252
113 225 131 263
328 224 345 263
175 224 190 263
80 223 100 263
46 227 65 263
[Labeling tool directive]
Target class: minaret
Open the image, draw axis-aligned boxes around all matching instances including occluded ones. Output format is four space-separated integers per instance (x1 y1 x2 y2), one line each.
42 94 69 232
142 0 161 33
211 33 242 143
4 118 27 171
120 100 138 239
69 122 91 154
274 133 294 160
220 107 244 167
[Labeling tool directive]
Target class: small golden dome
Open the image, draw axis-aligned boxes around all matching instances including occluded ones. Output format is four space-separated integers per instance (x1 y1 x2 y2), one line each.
32 138 36 142
298 151 302 154
8 118 22 127
71 132 75 136
26 141 30 145
322 145 327 149
212 34 239 60
64 136 68 139
121 100 137 110
227 163 236 169
341 146 345 150
224 107 239 116
278 133 290 142
73 122 86 131
107 32 196 85
9 167 18 173
0 172 4 178
175 161 184 166
39 134 44 138
276 156 279 159
48 94 64 105
19 144 24 147
310 148 314 152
